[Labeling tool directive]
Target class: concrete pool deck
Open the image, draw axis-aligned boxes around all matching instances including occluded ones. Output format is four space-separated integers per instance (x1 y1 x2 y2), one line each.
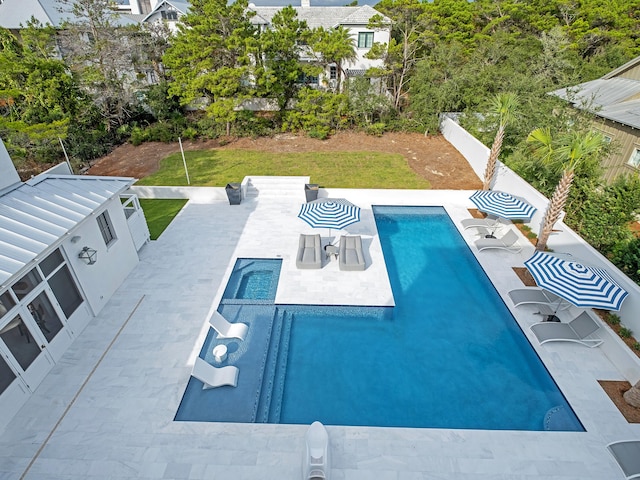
1 187 639 479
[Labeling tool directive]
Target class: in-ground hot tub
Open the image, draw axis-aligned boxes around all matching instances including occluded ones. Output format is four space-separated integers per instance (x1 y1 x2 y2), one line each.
221 258 282 301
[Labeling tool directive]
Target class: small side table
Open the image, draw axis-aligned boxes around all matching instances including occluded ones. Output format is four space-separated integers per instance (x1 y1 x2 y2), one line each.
324 244 339 260
212 344 228 363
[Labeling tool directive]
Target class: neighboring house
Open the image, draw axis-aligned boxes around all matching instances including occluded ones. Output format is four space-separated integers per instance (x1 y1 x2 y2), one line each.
141 0 189 33
551 55 640 183
0 138 149 430
249 1 391 91
0 0 140 31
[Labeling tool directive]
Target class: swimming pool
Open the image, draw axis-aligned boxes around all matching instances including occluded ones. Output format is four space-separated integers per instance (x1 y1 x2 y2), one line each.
176 206 583 431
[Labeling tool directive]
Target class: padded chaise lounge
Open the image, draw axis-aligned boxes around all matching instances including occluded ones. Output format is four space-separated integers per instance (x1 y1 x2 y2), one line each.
339 235 365 271
296 234 322 269
192 357 239 389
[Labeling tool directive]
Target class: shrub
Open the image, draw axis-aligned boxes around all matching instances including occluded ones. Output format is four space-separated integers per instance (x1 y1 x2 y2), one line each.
308 127 330 140
612 238 640 285
619 327 633 338
130 126 147 146
607 313 621 325
633 342 640 351
365 122 387 137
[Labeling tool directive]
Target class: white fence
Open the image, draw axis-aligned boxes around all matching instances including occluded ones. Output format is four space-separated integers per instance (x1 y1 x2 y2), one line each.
441 115 640 383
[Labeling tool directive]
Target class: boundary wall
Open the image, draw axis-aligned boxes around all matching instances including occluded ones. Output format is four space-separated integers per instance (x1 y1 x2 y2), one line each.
442 115 640 383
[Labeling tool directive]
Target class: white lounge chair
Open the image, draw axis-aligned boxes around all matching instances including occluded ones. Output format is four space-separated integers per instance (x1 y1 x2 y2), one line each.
460 217 504 231
302 421 330 480
607 440 640 479
192 357 239 389
209 311 248 341
474 229 522 253
296 234 322 269
530 311 603 348
508 287 570 310
339 235 365 271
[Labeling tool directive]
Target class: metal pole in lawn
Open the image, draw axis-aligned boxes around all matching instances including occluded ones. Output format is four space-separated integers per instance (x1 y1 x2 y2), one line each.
179 137 190 185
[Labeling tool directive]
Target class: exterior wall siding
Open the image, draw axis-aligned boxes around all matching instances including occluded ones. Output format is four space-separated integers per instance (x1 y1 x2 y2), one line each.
593 119 640 183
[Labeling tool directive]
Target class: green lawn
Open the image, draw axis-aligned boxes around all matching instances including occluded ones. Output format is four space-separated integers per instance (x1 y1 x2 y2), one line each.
135 149 431 189
139 199 188 239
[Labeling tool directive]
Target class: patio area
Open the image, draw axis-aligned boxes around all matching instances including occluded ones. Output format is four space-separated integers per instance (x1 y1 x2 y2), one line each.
1 185 639 479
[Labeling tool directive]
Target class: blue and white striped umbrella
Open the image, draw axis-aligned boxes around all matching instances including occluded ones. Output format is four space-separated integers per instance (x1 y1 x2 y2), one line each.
298 198 360 233
524 251 628 311
469 190 536 220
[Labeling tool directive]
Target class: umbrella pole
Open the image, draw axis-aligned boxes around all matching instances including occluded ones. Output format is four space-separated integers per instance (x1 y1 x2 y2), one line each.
545 299 564 322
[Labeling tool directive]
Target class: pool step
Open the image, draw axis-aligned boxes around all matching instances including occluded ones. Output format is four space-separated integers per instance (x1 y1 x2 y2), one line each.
267 311 293 424
255 308 287 423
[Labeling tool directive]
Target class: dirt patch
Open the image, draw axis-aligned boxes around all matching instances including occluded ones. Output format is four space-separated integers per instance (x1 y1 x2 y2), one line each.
512 267 537 286
86 131 483 190
598 380 640 423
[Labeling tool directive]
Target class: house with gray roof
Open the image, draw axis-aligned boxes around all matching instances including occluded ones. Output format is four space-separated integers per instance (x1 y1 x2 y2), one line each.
551 55 640 183
141 0 190 33
0 137 149 428
0 0 140 31
249 2 391 90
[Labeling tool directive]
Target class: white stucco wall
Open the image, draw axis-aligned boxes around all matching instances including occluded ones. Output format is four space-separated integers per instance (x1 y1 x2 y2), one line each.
63 197 140 316
345 26 390 72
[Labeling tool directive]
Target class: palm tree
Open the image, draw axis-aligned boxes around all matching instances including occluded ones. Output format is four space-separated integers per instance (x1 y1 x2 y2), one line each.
527 127 608 251
482 92 519 190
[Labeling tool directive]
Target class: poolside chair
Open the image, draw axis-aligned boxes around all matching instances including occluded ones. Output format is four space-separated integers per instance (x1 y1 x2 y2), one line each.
296 234 322 269
192 357 239 389
530 311 603 348
209 311 248 341
339 235 365 271
302 421 330 480
607 440 640 479
507 287 570 311
474 229 522 253
460 216 504 231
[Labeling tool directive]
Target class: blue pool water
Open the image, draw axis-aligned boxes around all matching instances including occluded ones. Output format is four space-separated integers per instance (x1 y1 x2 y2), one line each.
176 207 582 431
221 258 281 301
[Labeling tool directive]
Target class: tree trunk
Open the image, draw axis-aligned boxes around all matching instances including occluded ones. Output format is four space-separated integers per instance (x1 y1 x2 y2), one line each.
624 381 640 408
536 169 574 251
482 124 505 190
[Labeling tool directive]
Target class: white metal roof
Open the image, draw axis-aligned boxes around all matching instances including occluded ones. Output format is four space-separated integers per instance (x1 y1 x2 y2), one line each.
0 175 134 286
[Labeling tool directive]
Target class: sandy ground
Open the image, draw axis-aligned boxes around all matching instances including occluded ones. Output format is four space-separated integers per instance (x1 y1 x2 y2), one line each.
86 131 483 190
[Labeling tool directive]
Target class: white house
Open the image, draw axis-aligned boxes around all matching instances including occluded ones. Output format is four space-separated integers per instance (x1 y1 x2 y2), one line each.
141 0 190 33
0 138 149 430
248 2 391 90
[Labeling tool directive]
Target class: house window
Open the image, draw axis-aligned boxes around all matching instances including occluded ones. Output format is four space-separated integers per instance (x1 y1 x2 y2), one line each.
358 32 374 48
161 9 178 20
628 148 640 169
97 211 116 246
296 73 318 85
330 66 337 80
